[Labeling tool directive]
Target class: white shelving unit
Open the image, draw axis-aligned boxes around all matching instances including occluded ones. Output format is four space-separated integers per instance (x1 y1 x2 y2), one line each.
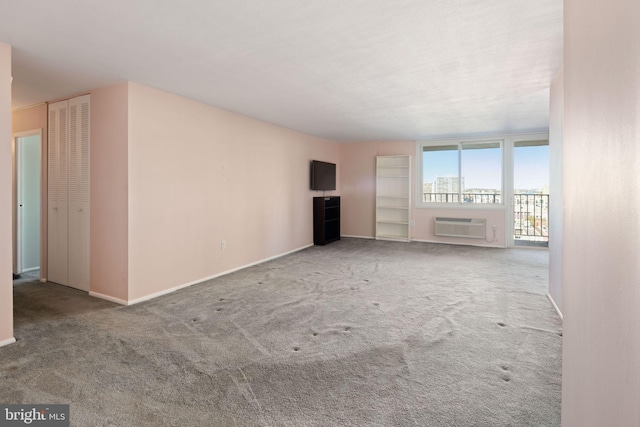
376 155 411 242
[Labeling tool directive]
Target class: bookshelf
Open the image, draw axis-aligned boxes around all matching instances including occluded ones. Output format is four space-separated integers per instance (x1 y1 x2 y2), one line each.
376 156 411 242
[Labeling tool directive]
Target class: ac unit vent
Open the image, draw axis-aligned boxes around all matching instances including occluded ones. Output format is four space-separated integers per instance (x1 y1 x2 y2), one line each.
434 217 486 239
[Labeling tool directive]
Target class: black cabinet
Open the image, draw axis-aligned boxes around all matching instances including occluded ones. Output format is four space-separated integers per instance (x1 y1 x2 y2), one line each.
313 196 340 245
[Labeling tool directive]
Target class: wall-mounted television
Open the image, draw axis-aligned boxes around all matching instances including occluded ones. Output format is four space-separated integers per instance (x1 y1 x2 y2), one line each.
310 160 336 191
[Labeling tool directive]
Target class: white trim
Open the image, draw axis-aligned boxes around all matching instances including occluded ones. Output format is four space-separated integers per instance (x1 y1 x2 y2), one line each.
504 136 515 247
411 238 506 249
21 266 40 273
513 244 548 251
0 337 16 348
546 293 563 321
91 244 314 306
11 102 46 113
88 292 129 306
12 129 43 138
341 235 374 239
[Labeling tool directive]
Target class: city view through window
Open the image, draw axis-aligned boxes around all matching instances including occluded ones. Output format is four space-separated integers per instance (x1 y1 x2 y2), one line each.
422 142 549 243
422 142 503 204
514 143 549 244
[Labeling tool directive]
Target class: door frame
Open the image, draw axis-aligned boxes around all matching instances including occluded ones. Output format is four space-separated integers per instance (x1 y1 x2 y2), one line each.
12 129 44 276
507 133 549 247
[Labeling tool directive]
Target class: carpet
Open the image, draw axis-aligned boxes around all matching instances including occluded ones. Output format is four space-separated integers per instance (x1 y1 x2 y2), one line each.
0 238 562 426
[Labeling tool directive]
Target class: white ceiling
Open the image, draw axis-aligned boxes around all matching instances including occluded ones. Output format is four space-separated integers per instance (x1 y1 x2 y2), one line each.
0 0 563 142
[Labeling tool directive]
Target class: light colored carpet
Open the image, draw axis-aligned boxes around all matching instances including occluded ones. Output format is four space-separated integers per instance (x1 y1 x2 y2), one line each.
1 238 562 426
12 269 40 285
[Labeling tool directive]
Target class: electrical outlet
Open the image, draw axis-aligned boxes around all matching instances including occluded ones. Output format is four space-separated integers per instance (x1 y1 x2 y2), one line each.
221 241 226 250
410 220 416 226
492 225 497 232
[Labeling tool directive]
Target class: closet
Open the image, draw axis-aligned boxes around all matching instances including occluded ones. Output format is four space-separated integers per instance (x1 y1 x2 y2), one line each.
48 95 90 291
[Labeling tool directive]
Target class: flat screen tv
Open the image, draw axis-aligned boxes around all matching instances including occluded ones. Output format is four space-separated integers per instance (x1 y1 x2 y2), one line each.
310 160 336 191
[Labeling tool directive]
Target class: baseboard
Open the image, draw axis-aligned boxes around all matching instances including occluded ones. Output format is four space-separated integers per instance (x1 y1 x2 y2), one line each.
89 292 129 306
21 266 40 273
40 278 46 283
0 337 16 348
546 293 563 321
411 238 506 249
125 243 315 306
342 235 503 247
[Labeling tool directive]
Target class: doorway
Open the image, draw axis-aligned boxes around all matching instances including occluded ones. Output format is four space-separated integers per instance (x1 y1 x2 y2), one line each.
512 139 549 247
13 130 42 278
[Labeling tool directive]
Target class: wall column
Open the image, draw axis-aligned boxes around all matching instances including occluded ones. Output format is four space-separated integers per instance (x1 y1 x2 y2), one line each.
548 69 563 316
0 43 15 346
562 0 640 425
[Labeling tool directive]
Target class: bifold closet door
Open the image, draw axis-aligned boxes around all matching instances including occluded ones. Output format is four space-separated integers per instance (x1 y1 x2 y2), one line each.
67 95 90 291
48 100 69 286
47 95 90 291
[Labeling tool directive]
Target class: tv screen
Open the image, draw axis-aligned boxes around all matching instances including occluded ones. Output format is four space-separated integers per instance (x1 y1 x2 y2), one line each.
310 160 336 191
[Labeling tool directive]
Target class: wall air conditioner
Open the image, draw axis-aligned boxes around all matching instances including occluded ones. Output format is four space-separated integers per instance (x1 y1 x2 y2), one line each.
434 217 486 239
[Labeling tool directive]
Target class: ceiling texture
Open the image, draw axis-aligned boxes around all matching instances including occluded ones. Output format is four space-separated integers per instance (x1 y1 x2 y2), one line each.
0 0 563 142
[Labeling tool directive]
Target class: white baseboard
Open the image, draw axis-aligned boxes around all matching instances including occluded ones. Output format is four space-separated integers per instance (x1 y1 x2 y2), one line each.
411 238 506 249
546 293 563 321
0 337 16 348
21 266 40 273
105 243 314 306
89 292 129 306
343 235 503 247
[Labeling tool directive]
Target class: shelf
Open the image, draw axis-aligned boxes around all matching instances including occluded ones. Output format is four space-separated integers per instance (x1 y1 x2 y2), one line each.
313 196 340 245
376 157 410 169
376 234 410 241
376 155 412 242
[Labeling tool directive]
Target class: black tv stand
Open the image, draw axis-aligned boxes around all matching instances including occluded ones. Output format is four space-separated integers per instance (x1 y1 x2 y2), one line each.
313 196 340 245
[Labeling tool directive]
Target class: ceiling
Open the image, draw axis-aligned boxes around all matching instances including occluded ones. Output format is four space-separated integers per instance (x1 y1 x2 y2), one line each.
0 0 563 142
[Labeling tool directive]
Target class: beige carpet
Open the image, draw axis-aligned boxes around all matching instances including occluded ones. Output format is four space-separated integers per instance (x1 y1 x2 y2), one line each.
1 238 562 426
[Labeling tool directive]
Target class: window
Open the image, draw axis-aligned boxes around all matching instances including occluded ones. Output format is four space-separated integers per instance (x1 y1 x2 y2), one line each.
419 139 503 206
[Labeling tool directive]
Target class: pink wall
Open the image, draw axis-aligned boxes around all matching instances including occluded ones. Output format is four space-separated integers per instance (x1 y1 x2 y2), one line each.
126 83 339 301
12 103 47 280
89 83 129 302
562 0 640 425
340 142 378 237
0 43 14 345
340 141 506 247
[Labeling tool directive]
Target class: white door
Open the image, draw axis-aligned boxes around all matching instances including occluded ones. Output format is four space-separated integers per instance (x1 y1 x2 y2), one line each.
48 95 91 291
48 100 69 285
15 132 41 274
67 95 90 291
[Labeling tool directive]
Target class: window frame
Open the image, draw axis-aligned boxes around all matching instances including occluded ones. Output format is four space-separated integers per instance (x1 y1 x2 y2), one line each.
416 137 506 210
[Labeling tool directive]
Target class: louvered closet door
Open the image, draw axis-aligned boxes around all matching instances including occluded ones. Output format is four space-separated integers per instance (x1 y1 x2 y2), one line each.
47 100 69 286
67 95 90 291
